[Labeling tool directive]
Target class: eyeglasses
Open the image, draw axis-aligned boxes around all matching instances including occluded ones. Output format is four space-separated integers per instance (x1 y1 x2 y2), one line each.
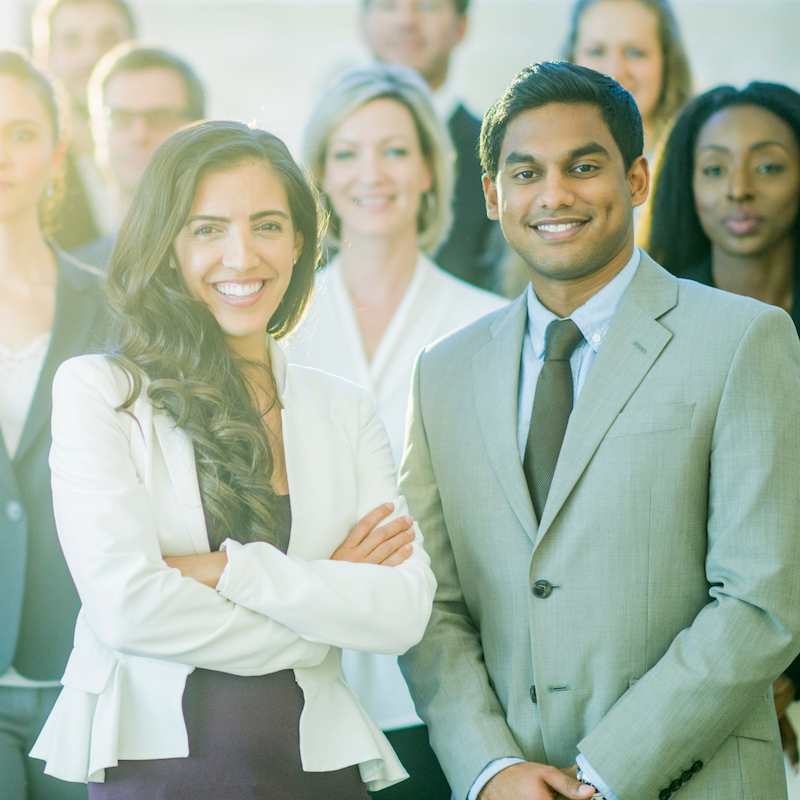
103 107 193 133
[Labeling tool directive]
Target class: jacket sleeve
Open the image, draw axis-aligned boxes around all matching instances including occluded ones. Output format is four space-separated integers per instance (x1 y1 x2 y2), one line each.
50 356 329 675
578 307 800 799
397 351 525 800
216 387 437 655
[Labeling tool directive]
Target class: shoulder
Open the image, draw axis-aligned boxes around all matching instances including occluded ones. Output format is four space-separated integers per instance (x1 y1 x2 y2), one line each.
55 247 105 289
430 262 508 316
286 362 375 414
54 354 139 409
449 104 481 140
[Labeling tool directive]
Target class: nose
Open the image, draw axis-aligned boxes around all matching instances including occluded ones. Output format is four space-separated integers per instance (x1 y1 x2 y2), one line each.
536 170 575 211
221 229 259 271
129 115 151 143
727 162 754 202
607 51 632 91
360 149 385 185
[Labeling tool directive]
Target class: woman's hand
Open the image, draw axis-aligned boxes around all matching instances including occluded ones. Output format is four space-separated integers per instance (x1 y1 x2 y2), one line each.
331 502 415 566
165 552 229 589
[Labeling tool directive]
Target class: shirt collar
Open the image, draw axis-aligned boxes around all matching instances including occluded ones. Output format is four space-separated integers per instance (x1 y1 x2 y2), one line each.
525 247 642 358
430 78 461 125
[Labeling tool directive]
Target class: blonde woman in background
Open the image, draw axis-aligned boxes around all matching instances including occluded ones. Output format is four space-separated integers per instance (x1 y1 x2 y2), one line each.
288 63 506 799
563 0 692 162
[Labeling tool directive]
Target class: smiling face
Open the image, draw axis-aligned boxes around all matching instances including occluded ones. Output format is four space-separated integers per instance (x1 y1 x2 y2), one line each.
323 98 432 246
693 105 800 261
0 75 62 226
361 0 466 90
46 0 132 106
573 0 663 126
483 102 648 311
172 160 303 360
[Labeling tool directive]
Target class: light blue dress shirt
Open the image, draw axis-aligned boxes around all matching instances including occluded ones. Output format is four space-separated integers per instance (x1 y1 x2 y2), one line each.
467 248 642 800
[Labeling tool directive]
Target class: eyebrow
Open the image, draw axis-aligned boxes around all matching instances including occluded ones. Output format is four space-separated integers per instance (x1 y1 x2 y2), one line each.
698 140 791 154
503 141 611 168
186 210 290 224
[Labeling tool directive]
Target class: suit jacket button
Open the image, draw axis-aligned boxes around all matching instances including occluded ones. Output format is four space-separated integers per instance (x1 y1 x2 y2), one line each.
659 789 672 800
691 761 703 773
5 501 23 522
529 685 537 703
670 779 682 792
681 771 693 782
532 580 553 598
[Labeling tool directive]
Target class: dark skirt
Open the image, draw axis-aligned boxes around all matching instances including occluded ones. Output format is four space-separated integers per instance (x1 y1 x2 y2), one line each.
88 668 370 800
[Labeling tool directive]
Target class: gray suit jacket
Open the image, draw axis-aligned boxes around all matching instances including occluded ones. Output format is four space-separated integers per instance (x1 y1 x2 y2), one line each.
399 253 800 800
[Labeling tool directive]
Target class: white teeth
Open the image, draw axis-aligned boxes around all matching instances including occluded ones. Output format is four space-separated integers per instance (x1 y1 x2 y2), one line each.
537 222 583 232
215 281 265 298
356 196 391 205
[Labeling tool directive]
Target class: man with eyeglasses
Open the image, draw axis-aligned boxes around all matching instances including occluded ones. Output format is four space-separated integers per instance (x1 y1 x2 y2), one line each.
73 43 205 268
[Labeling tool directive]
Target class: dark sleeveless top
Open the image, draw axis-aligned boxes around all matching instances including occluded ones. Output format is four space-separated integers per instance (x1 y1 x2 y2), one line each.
89 494 369 800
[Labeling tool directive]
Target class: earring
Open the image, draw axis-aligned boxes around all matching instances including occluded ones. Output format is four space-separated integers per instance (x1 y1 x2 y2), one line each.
46 184 54 198
293 258 297 265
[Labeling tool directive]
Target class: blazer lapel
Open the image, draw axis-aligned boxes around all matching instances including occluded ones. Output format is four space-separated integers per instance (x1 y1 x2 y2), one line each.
0 437 18 498
14 252 103 466
472 295 538 543
535 255 678 542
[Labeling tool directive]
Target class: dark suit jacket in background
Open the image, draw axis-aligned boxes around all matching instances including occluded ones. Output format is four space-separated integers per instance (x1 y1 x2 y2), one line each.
435 105 503 293
0 250 105 680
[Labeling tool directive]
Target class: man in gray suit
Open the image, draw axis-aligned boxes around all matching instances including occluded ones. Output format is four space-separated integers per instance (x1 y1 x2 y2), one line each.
399 61 800 800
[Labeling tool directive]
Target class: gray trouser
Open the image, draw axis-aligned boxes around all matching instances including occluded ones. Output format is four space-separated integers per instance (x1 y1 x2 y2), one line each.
0 685 87 800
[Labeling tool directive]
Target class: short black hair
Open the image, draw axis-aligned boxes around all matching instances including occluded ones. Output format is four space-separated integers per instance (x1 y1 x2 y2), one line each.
646 82 800 277
480 61 643 180
363 0 469 14
90 44 206 121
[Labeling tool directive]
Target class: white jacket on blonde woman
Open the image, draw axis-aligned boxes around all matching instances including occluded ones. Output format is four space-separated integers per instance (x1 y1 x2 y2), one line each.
31 338 436 790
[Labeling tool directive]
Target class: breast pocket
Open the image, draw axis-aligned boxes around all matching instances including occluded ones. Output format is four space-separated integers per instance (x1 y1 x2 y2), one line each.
606 403 695 439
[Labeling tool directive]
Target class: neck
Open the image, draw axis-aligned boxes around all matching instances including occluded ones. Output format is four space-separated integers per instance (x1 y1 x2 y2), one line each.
227 333 270 364
69 106 94 156
338 229 418 304
642 118 659 158
0 211 55 284
528 237 634 318
711 239 795 313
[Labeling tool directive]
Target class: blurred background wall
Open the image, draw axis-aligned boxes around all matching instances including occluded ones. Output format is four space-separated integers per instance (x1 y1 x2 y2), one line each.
3 0 800 157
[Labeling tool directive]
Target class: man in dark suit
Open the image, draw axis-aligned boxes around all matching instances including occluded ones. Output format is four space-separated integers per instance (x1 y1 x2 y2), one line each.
361 0 502 291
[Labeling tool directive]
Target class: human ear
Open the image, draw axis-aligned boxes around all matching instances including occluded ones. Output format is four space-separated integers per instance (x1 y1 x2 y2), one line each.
482 173 500 221
629 155 650 209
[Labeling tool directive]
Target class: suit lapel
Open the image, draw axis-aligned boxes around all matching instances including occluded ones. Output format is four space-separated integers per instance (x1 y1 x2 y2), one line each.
14 252 103 466
472 295 539 543
535 256 678 542
0 435 18 498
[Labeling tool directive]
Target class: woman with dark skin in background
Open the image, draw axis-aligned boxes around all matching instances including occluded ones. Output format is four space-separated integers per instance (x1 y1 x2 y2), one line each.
646 81 800 768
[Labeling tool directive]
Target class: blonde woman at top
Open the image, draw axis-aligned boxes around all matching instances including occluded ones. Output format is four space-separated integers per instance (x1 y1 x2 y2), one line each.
287 63 506 798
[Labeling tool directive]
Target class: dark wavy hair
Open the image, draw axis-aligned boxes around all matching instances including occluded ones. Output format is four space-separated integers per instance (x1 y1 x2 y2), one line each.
481 61 643 181
644 82 800 277
106 120 321 549
562 0 692 139
0 49 66 235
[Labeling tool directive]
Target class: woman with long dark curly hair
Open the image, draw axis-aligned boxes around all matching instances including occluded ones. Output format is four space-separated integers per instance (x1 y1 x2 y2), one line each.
31 119 436 799
644 82 800 766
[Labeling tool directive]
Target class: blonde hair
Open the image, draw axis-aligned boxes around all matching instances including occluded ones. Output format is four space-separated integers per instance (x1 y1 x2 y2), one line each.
563 0 693 140
303 62 453 255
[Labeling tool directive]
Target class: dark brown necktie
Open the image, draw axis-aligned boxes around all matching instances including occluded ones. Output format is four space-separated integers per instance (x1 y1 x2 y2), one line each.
524 319 585 520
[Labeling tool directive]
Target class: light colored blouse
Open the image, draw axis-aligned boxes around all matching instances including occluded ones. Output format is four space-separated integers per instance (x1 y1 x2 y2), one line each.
286 253 507 730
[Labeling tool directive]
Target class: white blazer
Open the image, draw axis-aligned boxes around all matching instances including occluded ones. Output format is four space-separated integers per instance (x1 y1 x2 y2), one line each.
30 339 436 790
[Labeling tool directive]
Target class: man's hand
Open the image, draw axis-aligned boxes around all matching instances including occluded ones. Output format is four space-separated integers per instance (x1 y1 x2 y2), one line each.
479 762 596 799
165 551 228 589
774 674 799 771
